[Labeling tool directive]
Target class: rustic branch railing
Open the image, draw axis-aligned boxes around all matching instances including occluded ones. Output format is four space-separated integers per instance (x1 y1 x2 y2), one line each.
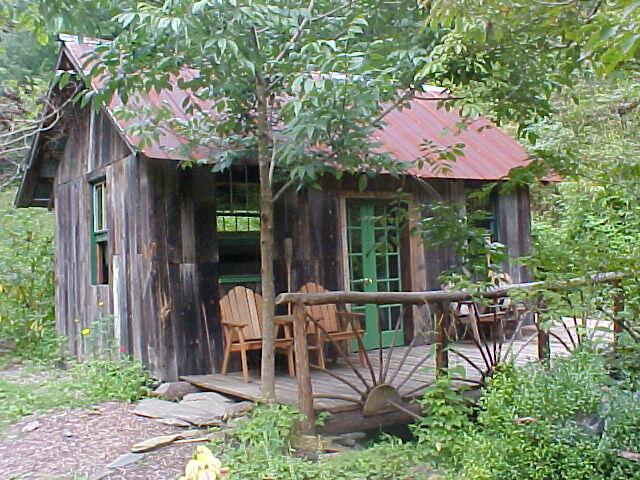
276 272 629 433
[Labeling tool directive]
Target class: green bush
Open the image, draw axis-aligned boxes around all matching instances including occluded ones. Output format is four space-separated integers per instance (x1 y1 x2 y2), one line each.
0 356 152 426
410 368 472 469
211 404 435 480
0 189 57 359
452 349 639 480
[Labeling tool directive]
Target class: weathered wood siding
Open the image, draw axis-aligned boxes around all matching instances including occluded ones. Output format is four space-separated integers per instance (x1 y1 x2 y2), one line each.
54 108 128 358
53 105 533 380
496 185 532 283
54 106 222 381
131 160 221 380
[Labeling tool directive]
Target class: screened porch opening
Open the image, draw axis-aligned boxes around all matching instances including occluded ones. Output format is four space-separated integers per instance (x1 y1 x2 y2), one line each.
216 164 261 296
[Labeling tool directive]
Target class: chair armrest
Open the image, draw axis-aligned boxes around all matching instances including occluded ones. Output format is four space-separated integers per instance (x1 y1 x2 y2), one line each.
222 320 248 329
274 315 294 325
337 311 365 331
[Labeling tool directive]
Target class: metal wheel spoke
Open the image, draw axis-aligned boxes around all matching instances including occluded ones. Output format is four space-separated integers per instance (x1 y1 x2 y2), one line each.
386 334 419 386
312 394 363 406
448 347 487 379
395 350 434 390
381 305 405 384
306 313 372 390
309 364 366 398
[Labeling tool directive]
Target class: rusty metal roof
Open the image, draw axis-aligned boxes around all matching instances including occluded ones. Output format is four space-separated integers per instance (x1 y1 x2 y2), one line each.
63 35 529 181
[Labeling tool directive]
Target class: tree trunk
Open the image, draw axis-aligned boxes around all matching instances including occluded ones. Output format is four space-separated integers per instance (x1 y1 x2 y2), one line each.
256 76 276 401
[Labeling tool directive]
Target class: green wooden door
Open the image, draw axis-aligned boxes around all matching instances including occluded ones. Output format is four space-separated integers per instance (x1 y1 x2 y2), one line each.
346 200 404 349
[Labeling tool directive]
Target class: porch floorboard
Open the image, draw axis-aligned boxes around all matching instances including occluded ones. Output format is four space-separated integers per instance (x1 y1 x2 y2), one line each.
182 322 605 417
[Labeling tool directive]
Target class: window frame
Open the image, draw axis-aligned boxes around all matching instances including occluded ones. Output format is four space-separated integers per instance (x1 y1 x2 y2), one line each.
466 187 500 242
90 179 109 285
215 166 261 235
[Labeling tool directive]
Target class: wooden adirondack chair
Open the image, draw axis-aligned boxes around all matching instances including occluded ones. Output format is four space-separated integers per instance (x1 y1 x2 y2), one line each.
219 286 295 383
299 282 366 369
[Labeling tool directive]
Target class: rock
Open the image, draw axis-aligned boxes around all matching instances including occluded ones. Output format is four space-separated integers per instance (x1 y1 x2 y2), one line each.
89 468 111 480
0 339 16 354
223 401 254 419
131 434 182 453
155 417 191 428
132 398 225 427
512 416 537 425
152 381 201 401
334 436 356 447
21 421 40 433
179 428 209 439
405 465 444 479
181 392 235 412
291 434 352 453
340 431 367 441
107 452 144 468
573 413 604 437
205 430 227 443
61 428 74 438
618 450 640 462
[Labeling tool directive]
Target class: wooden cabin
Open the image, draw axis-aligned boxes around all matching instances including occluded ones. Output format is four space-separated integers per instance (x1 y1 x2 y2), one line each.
16 35 532 382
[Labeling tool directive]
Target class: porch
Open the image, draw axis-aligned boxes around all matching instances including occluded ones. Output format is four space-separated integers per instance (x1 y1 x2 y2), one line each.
182 322 595 434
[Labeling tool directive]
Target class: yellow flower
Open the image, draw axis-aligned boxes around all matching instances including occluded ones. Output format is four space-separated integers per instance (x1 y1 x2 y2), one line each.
98 301 105 307
180 447 224 480
81 328 91 336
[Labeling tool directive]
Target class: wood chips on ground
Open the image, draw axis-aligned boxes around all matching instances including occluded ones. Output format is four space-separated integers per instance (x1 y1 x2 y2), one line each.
0 402 200 480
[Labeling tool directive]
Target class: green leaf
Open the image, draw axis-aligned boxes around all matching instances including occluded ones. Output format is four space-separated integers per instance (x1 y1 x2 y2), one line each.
358 175 367 191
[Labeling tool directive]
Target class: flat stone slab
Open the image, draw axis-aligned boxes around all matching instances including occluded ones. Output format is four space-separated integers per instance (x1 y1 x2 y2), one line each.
181 392 236 410
132 398 225 427
152 381 201 401
131 434 182 453
107 452 144 468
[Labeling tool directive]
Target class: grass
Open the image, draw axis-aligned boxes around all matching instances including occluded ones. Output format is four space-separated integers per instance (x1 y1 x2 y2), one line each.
0 356 152 428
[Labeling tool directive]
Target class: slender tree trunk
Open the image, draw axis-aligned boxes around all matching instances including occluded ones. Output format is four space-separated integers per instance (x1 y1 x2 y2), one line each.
256 76 276 401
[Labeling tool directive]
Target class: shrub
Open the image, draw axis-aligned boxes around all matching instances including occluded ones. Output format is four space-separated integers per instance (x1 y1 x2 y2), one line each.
0 189 57 359
410 367 472 469
210 404 435 480
457 349 618 479
0 356 151 426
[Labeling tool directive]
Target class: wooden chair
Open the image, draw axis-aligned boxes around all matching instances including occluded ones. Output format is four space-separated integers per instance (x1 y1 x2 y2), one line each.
219 286 295 383
298 282 366 369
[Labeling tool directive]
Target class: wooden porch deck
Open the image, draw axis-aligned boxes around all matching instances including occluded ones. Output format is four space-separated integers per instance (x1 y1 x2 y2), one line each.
182 322 610 430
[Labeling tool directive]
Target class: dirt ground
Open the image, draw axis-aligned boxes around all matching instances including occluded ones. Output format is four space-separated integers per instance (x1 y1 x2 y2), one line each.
0 402 200 480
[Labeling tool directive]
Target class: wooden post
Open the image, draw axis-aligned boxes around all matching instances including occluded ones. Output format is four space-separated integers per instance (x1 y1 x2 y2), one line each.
612 281 624 352
293 302 315 433
435 301 449 374
535 296 550 364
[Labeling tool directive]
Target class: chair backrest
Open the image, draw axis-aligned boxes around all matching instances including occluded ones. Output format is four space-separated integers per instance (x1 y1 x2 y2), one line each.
298 282 340 333
219 286 264 341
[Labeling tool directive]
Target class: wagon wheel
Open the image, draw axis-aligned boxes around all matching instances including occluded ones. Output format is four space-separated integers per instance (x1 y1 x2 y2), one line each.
300 305 422 416
302 297 543 417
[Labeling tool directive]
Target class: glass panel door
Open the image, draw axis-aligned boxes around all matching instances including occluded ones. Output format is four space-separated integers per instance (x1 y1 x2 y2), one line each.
346 200 404 349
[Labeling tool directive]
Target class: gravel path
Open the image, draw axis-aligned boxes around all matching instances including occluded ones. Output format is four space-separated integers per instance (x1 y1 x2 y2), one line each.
0 402 200 480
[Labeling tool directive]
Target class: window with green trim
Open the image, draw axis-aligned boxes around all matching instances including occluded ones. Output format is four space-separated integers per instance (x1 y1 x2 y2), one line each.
216 166 260 233
90 180 109 285
466 188 499 241
216 166 261 281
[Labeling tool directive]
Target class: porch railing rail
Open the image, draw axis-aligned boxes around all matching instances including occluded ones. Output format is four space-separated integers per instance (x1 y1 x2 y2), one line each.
275 271 629 433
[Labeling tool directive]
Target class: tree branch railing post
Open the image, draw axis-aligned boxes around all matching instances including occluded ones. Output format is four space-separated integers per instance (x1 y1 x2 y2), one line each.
435 300 449 374
611 280 624 352
292 302 315 434
274 272 627 425
535 295 551 364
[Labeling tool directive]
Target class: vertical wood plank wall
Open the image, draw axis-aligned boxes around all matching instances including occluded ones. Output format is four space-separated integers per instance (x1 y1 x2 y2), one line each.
53 107 533 381
54 107 221 381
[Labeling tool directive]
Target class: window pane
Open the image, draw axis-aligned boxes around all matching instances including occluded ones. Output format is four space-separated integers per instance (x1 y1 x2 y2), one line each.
93 182 106 232
216 167 260 233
